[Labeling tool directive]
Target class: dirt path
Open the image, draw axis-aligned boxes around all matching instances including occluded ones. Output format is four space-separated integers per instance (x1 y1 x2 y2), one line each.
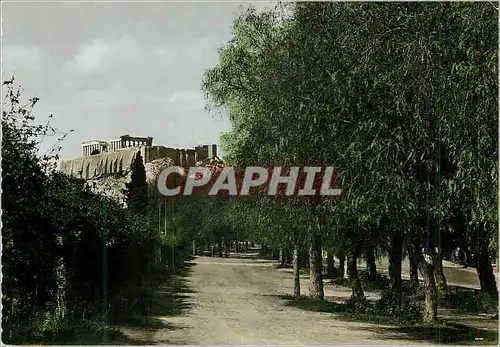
120 255 438 345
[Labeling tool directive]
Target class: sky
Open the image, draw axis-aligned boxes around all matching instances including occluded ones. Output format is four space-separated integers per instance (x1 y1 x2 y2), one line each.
2 1 276 160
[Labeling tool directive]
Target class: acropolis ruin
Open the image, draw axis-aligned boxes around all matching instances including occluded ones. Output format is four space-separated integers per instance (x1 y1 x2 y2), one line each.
59 134 218 180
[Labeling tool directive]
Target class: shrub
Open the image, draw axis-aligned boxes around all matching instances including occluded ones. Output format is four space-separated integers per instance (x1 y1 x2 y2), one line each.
376 290 423 324
343 296 376 314
358 270 391 291
444 288 498 313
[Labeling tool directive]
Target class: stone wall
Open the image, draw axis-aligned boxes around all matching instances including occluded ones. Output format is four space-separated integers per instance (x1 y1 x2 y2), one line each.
59 145 213 180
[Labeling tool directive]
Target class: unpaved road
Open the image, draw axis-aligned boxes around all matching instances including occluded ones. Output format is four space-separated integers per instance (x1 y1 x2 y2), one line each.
121 255 441 345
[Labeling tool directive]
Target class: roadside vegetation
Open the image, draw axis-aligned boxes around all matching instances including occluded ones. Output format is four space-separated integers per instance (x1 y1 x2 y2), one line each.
2 78 192 344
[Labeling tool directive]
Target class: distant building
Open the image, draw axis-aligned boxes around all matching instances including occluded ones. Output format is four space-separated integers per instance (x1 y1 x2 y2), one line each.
59 134 218 179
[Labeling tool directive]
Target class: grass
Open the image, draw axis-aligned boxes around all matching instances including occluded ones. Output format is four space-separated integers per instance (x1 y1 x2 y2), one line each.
441 286 499 314
369 322 499 345
280 294 418 325
4 256 196 345
3 316 149 345
279 265 498 345
280 295 498 344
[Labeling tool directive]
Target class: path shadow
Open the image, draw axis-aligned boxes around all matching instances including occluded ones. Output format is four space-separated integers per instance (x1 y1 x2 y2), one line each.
271 294 498 344
365 323 498 345
3 322 160 346
109 260 197 344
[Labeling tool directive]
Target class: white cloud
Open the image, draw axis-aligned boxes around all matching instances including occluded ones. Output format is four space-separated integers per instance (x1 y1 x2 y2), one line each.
2 45 48 74
72 40 114 73
169 90 203 103
4 25 231 160
66 35 139 74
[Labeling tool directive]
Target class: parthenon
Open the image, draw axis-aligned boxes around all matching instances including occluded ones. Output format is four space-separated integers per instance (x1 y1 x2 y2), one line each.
60 135 218 180
82 135 154 156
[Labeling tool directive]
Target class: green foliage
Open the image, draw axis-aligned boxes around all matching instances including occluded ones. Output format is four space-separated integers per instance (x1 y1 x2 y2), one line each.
376 290 423 325
342 296 376 315
202 1 498 322
124 152 149 214
284 293 423 325
359 271 391 291
443 288 499 314
1 78 187 343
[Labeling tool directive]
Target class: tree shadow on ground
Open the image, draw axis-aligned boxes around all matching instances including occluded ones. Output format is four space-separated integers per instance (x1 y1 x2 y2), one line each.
274 294 498 345
10 329 162 346
105 261 197 344
365 323 498 345
440 286 498 314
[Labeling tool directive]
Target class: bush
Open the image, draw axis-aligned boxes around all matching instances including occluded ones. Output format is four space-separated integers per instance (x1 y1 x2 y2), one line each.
343 296 376 314
358 270 391 291
376 290 423 324
444 288 498 313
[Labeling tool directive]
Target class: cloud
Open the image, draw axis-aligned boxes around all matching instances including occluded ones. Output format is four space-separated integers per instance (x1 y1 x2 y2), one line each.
2 5 238 161
72 40 115 74
65 35 140 75
2 45 48 74
169 90 203 103
61 34 211 92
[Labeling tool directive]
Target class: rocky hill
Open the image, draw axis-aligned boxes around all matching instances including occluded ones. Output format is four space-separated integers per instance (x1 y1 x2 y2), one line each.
85 157 223 206
85 157 176 206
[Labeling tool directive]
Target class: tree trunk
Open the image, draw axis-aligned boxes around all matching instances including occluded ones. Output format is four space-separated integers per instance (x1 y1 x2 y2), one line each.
408 244 419 288
279 249 285 267
465 245 476 268
235 240 239 253
286 250 293 265
218 242 223 258
293 248 301 297
477 239 498 300
309 228 324 300
326 250 335 278
417 247 438 323
433 250 447 296
261 243 268 257
389 232 403 297
457 247 466 267
245 241 249 252
192 240 196 256
348 247 364 300
299 250 309 269
338 247 346 280
223 240 229 258
365 246 377 282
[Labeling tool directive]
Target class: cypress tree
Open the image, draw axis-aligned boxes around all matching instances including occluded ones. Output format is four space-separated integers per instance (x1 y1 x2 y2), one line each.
124 152 148 214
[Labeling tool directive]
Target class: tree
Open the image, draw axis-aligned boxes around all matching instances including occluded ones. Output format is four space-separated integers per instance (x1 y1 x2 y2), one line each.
124 153 149 214
2 77 191 343
2 78 67 339
203 1 497 323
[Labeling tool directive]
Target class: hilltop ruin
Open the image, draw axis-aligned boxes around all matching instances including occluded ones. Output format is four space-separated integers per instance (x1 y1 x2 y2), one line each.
59 134 218 180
